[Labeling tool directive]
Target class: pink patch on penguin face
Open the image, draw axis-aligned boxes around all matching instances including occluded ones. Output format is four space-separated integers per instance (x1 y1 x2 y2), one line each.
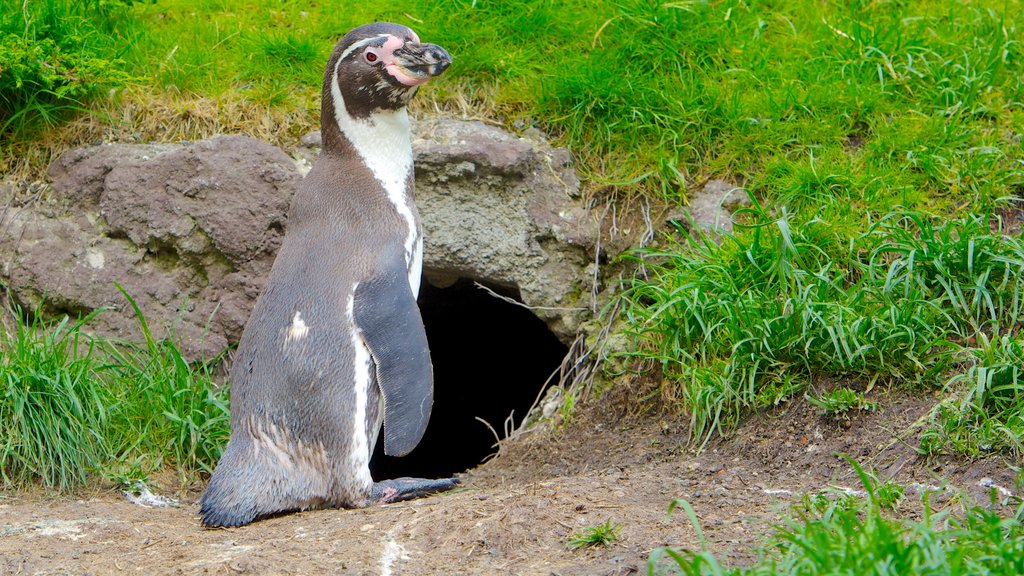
376 35 430 87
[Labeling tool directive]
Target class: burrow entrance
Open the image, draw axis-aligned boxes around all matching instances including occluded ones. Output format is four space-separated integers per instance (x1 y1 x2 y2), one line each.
369 277 569 480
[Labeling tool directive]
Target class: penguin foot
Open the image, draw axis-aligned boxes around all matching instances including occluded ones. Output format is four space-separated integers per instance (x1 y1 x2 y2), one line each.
371 477 461 504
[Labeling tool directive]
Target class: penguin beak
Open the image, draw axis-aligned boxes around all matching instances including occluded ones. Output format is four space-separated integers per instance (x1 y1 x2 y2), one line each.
387 42 452 86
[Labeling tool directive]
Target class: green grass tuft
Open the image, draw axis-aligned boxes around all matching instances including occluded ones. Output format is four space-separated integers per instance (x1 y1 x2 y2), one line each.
648 459 1024 576
0 0 136 141
806 388 878 418
621 206 1024 453
569 518 623 550
0 297 229 491
100 285 230 477
921 332 1024 458
0 309 109 490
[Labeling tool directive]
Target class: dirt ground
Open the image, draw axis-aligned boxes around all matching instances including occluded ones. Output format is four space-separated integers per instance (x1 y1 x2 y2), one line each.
1 382 1019 576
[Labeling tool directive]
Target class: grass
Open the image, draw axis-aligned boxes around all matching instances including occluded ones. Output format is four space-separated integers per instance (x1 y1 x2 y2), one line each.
0 301 228 492
621 206 1024 455
806 388 878 419
2 1 1021 200
920 332 1024 456
0 0 135 142
102 286 230 478
569 518 623 550
648 460 1024 576
0 310 109 490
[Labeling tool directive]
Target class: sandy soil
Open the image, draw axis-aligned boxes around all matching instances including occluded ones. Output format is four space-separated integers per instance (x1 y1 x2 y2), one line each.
1 384 1018 576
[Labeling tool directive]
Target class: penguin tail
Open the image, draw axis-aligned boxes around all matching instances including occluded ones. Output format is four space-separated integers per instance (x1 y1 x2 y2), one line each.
199 436 332 527
199 449 260 528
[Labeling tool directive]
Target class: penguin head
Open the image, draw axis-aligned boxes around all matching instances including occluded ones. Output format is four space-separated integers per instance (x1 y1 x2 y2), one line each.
326 22 451 119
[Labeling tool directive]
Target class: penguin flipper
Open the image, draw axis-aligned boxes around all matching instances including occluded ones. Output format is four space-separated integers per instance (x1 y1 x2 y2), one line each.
353 249 433 458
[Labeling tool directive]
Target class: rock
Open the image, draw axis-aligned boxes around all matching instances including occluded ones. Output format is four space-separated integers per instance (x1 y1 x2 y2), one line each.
3 135 296 359
670 179 750 236
2 119 599 358
411 117 593 340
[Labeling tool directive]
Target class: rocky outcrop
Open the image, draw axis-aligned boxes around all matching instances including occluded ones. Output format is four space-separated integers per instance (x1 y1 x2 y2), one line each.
2 135 295 357
409 117 593 339
1 118 599 358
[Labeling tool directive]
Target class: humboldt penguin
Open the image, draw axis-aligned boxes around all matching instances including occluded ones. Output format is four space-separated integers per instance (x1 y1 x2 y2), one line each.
199 22 455 528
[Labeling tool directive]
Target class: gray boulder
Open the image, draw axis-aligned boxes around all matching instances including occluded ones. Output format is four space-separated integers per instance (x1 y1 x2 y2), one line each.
1 118 599 358
2 135 295 357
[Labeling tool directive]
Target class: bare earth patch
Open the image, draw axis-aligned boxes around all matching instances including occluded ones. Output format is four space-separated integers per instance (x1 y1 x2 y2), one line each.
1 386 1017 575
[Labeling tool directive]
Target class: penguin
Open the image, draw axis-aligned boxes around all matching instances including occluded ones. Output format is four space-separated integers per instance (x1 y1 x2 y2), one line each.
199 22 455 528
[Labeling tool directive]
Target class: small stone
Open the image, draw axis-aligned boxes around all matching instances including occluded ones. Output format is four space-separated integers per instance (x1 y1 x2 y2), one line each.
299 131 322 148
683 179 750 237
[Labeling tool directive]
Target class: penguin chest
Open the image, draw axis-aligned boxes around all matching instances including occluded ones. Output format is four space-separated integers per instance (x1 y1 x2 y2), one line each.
328 87 422 297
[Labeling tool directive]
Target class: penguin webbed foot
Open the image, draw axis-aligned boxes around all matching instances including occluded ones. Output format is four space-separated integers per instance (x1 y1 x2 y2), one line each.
371 477 461 504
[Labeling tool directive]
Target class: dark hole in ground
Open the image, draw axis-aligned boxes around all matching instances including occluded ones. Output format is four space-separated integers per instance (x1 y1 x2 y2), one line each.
370 277 569 480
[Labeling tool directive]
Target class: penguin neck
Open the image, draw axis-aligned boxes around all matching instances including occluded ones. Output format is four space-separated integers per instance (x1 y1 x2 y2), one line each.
326 68 420 294
327 68 414 205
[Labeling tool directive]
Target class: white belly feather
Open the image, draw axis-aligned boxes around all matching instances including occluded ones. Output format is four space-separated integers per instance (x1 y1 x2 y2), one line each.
346 291 375 486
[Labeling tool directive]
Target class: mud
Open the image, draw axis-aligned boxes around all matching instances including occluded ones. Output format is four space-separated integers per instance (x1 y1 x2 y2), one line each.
1 385 1018 575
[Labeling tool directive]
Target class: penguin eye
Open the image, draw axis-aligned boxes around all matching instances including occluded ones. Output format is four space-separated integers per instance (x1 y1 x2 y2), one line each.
364 50 378 63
